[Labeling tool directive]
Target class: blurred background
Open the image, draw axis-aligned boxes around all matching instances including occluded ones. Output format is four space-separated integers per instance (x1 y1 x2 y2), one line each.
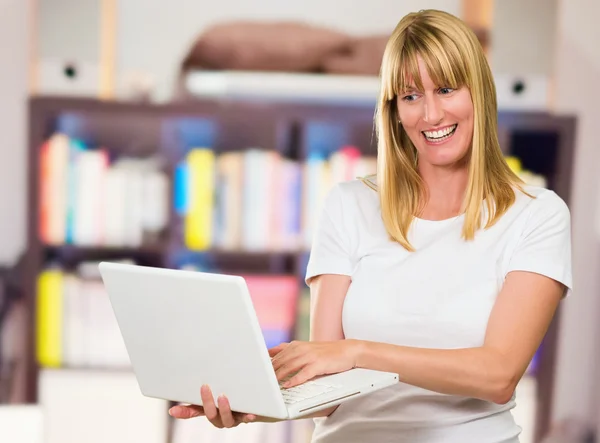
0 0 598 442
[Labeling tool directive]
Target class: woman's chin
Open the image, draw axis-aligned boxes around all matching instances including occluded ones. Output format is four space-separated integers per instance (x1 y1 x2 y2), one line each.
421 153 470 169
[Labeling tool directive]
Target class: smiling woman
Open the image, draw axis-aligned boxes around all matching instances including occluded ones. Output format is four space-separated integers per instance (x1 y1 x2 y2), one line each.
169 9 572 443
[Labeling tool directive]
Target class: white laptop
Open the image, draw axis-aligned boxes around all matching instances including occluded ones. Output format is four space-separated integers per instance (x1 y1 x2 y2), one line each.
98 262 398 419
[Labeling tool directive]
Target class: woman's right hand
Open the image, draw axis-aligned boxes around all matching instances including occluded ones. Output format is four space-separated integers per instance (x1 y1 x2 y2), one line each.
168 385 257 428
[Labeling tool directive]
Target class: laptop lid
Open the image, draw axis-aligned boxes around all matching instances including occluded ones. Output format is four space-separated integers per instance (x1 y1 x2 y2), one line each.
98 262 289 419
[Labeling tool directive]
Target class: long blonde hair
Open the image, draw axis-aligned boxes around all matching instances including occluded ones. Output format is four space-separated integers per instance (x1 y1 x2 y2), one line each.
365 9 526 251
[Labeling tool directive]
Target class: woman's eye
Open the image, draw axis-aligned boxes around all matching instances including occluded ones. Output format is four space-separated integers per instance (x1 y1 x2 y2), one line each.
439 87 454 95
402 94 418 102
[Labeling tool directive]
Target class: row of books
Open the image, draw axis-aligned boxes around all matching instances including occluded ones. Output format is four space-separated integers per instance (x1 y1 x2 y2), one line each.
38 132 545 255
39 133 169 248
38 132 377 252
35 260 309 369
180 144 376 252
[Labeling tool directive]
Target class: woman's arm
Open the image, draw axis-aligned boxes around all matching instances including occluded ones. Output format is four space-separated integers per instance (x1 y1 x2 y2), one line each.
353 270 564 404
300 274 351 418
272 270 565 405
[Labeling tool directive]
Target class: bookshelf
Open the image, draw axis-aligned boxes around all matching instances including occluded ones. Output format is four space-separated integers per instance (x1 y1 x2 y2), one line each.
20 95 576 443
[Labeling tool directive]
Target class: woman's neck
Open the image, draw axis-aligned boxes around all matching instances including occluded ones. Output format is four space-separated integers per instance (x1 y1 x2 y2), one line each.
417 163 469 221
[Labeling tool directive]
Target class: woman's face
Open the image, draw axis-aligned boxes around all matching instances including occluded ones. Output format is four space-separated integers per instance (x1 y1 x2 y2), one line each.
396 56 474 170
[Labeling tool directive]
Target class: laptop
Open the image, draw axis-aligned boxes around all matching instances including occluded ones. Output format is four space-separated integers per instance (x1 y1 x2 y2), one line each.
98 262 398 419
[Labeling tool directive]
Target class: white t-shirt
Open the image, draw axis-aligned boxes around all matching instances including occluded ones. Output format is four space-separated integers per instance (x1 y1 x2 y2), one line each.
304 178 573 443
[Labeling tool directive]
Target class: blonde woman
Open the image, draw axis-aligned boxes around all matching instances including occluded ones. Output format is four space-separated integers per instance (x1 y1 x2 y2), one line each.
170 9 572 442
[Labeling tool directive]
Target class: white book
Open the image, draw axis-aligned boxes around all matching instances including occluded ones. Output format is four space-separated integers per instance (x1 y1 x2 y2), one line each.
102 167 128 247
215 152 244 250
73 150 107 246
265 151 282 251
302 156 330 250
62 274 87 367
46 133 69 245
242 149 270 251
121 164 145 247
141 170 169 236
280 159 302 251
329 150 348 186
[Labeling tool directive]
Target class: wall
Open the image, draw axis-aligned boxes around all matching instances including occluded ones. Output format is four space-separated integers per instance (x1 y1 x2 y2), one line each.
0 0 30 265
38 0 99 63
115 0 461 101
490 0 558 76
550 0 600 430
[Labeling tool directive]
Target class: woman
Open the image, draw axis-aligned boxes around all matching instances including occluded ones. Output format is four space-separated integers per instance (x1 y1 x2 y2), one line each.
169 9 572 442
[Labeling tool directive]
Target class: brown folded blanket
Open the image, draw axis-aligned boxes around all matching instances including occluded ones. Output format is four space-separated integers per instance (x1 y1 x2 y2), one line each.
181 21 353 73
321 35 388 76
180 21 487 78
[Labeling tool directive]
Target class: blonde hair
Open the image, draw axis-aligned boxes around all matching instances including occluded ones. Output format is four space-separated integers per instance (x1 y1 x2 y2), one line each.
363 9 526 251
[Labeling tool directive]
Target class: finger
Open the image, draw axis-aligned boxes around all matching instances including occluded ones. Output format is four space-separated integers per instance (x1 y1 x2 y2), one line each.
268 343 288 357
276 358 308 383
217 395 236 428
168 404 205 419
271 346 305 370
200 385 222 427
284 366 318 388
240 414 257 424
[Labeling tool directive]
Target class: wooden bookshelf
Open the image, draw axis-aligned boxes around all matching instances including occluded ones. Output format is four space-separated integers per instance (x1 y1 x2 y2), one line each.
20 94 576 442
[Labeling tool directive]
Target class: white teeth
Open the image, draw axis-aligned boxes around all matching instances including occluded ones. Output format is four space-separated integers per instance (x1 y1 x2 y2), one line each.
423 124 457 140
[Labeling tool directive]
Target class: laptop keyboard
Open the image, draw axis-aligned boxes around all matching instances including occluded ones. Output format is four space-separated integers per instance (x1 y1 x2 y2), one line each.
280 380 341 404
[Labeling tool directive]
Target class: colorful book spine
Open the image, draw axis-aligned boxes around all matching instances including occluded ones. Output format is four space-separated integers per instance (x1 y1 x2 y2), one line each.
36 269 64 368
184 148 215 251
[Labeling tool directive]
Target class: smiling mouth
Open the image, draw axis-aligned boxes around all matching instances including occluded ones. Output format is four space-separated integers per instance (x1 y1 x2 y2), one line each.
422 124 458 143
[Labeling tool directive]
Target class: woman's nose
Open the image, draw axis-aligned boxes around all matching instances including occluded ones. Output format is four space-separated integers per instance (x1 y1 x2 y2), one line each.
423 96 444 126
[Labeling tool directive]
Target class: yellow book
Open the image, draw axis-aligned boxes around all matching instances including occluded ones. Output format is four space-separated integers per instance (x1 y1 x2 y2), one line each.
36 269 63 367
184 148 215 250
505 156 522 174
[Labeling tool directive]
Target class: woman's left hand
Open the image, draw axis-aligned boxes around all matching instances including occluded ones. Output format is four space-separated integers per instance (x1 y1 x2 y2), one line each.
268 340 362 388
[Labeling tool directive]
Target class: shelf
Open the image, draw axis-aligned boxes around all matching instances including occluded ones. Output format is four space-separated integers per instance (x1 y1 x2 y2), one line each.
172 248 306 275
39 365 134 374
184 70 381 105
42 244 166 269
41 245 307 275
183 70 554 112
44 244 165 257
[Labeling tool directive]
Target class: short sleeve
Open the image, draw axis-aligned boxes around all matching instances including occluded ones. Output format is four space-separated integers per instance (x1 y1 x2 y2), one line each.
305 184 356 285
506 191 573 297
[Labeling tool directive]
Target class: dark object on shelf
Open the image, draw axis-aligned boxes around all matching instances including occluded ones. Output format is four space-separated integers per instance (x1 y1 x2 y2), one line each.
181 21 353 73
0 256 27 404
179 20 490 78
321 35 388 76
